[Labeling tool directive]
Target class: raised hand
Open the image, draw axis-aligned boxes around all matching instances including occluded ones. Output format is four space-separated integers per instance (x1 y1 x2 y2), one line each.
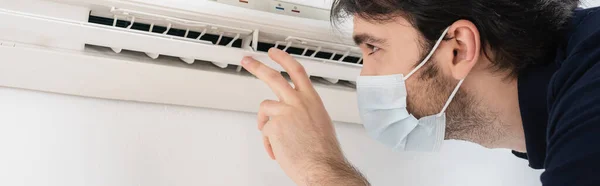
241 48 369 186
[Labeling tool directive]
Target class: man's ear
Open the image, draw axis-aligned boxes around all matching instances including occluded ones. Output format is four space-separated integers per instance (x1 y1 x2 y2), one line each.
445 20 481 80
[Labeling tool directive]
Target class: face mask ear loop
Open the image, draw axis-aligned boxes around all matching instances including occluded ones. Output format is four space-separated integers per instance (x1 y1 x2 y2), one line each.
403 27 451 81
437 79 465 117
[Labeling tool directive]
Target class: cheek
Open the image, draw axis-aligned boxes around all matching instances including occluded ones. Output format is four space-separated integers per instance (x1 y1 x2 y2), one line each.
360 53 415 76
405 72 456 118
406 78 435 118
405 78 426 116
359 54 389 76
404 78 444 118
382 54 413 75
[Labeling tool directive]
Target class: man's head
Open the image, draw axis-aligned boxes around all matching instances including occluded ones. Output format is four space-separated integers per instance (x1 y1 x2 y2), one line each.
332 0 579 147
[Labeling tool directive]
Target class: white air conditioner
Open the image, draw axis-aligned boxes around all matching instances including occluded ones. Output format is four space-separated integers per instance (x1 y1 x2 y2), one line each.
0 0 362 124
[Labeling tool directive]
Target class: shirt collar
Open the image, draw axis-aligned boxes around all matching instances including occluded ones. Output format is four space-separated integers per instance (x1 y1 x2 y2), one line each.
517 61 558 169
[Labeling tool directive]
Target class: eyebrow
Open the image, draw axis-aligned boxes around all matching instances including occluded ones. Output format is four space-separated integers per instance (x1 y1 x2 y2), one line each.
352 33 387 46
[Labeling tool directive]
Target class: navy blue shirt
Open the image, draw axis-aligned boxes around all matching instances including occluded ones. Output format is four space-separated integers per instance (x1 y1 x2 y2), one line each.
516 6 600 186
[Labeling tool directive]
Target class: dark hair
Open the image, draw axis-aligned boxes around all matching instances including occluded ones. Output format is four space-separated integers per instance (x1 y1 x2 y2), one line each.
331 0 580 77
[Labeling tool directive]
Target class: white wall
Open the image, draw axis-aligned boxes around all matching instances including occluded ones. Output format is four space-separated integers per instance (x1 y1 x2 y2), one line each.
2 1 599 185
582 0 600 8
0 87 542 186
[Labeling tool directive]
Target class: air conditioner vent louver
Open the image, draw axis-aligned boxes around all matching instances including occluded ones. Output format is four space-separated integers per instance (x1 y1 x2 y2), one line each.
258 42 362 64
88 16 244 48
84 7 362 85
88 14 362 65
83 43 357 89
86 14 358 87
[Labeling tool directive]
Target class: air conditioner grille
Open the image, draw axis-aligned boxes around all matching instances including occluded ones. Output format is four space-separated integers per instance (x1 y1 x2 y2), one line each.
85 7 362 84
88 15 362 64
88 16 244 48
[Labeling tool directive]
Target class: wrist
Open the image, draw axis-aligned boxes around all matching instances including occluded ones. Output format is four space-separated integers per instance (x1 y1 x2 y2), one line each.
296 157 369 186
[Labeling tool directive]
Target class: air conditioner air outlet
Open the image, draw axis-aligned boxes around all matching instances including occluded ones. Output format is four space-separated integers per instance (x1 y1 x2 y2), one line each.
88 14 363 65
88 15 245 48
82 7 362 83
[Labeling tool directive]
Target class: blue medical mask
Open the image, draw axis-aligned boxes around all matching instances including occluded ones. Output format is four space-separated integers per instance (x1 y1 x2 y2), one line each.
357 27 465 152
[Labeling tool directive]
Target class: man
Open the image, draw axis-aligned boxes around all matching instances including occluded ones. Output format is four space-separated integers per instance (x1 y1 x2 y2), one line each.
240 0 600 185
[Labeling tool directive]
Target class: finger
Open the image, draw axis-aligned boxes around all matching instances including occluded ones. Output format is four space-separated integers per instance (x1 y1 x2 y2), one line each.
268 48 313 92
257 109 269 131
241 57 296 102
263 136 276 160
257 100 287 130
261 120 279 160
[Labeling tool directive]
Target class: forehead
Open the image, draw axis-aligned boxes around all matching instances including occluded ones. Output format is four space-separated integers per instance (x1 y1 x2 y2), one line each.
352 16 418 43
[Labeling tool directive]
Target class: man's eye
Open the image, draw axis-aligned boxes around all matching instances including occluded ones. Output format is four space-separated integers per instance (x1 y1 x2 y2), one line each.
366 44 380 55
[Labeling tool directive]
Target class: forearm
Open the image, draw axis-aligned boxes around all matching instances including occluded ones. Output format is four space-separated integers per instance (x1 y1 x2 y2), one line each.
301 158 370 186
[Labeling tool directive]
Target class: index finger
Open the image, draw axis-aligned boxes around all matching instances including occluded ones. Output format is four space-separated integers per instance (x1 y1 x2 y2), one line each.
241 57 297 102
268 48 313 92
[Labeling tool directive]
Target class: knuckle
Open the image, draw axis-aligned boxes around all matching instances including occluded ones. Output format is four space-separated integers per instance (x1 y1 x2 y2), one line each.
265 120 279 132
265 70 281 80
280 106 295 116
291 65 306 75
259 100 270 109
258 114 268 123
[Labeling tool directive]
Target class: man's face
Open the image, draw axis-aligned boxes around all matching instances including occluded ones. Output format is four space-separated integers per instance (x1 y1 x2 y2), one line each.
353 16 450 118
353 16 496 142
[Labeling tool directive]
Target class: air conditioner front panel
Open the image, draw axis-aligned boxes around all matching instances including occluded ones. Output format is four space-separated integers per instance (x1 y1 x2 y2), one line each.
49 0 355 45
0 43 361 124
0 0 363 124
